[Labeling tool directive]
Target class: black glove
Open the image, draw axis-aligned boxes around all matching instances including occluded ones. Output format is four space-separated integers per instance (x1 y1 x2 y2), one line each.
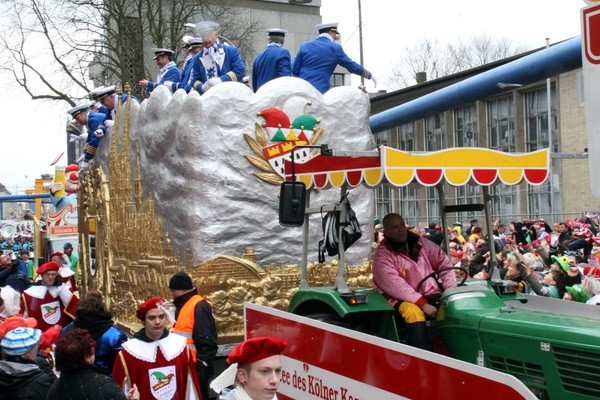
197 360 214 380
10 258 19 274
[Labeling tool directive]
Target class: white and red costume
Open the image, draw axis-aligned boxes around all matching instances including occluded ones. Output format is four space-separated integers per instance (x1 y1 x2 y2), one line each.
59 267 77 293
48 252 77 292
113 329 201 400
20 283 78 332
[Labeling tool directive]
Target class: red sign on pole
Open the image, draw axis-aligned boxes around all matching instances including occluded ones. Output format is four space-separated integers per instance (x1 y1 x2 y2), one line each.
244 303 537 400
583 5 600 64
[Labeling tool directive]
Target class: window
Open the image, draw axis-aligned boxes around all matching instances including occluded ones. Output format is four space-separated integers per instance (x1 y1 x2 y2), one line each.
374 130 393 220
398 122 415 151
525 86 556 151
525 86 559 218
425 113 445 151
400 185 420 228
330 73 345 88
488 97 518 218
395 123 419 224
488 97 515 152
455 185 481 222
491 184 518 220
426 186 440 223
455 105 477 147
424 114 445 224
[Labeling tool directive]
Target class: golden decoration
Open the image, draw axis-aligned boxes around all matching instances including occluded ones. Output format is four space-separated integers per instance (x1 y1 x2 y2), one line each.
78 91 371 342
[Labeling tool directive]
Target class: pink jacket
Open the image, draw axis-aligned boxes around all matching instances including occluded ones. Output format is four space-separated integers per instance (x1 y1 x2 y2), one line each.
373 233 457 307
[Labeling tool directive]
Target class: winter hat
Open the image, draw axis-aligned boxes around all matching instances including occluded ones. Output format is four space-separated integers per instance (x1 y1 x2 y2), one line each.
566 284 591 303
0 327 42 356
135 297 167 320
0 315 37 338
226 336 288 365
211 336 287 395
37 262 60 275
551 255 570 272
168 272 194 290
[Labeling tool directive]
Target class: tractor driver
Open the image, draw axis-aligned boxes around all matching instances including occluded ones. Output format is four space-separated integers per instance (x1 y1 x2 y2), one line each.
372 213 457 351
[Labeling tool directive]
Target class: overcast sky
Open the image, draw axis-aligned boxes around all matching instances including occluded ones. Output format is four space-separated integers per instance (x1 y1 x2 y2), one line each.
0 0 587 193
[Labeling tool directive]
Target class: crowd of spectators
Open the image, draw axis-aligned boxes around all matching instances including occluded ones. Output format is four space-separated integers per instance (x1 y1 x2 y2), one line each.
402 214 600 305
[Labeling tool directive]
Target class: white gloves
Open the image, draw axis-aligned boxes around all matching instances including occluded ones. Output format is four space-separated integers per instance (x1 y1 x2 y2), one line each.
76 153 90 169
104 120 114 129
371 74 378 88
202 77 222 93
69 134 87 143
93 129 104 138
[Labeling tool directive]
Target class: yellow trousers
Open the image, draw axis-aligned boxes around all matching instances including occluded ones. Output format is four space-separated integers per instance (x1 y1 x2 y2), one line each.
398 302 425 323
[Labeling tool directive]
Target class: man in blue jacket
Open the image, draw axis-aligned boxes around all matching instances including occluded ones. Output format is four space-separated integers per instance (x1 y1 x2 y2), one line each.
139 48 181 93
293 22 377 94
169 37 203 93
93 86 139 122
67 103 109 169
189 20 245 94
252 28 291 92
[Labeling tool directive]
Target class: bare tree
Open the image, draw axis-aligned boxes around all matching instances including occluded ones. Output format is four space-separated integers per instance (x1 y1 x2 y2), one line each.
0 0 261 106
386 35 529 90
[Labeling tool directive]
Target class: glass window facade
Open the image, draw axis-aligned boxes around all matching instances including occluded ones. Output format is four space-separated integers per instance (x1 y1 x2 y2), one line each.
455 105 478 147
425 113 445 151
487 97 518 218
488 97 515 152
525 86 558 220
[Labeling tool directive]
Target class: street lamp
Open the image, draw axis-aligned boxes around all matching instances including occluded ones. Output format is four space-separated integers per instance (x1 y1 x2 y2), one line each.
358 0 364 85
496 83 522 89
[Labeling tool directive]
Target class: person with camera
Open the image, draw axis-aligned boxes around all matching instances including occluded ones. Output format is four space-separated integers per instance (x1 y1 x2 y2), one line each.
0 253 30 293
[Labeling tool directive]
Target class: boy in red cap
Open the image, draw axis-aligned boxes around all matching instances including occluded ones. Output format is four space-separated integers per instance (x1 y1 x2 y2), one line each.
112 297 201 400
210 336 287 400
20 262 78 333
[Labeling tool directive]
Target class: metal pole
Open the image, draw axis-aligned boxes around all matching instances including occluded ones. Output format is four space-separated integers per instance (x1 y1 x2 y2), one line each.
358 0 364 85
546 37 554 215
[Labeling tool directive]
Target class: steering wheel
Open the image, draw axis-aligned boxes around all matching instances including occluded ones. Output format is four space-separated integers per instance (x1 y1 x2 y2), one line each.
416 267 468 294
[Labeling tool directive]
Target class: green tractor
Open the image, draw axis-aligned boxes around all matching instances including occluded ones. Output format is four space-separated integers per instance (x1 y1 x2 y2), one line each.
281 145 600 400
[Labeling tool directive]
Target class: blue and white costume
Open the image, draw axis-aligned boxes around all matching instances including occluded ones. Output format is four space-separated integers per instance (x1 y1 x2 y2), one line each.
83 111 110 161
252 44 291 92
189 41 245 93
147 61 181 92
293 33 372 94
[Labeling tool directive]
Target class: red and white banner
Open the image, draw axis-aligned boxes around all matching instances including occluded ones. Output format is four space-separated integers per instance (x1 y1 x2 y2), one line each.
46 204 78 236
582 4 600 198
244 303 537 400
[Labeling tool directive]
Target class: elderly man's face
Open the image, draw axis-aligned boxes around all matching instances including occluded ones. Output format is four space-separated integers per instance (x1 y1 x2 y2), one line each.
101 95 115 111
74 111 88 126
203 32 218 48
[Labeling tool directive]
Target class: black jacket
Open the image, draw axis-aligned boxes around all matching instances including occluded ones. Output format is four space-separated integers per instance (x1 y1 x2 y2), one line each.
46 364 126 400
0 357 55 400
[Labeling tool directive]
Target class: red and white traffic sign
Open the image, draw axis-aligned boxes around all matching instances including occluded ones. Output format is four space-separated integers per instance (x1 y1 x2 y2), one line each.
583 4 600 63
582 4 600 198
244 303 537 400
